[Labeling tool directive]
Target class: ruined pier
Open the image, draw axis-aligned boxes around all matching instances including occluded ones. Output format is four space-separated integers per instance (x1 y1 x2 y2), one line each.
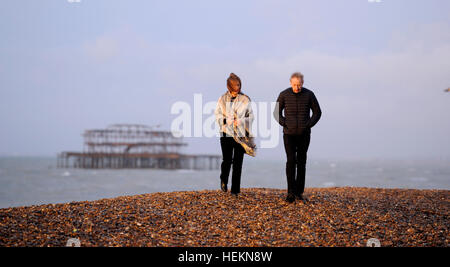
57 124 221 170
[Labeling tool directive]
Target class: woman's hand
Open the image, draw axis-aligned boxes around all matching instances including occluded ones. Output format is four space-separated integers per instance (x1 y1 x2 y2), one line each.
226 116 234 126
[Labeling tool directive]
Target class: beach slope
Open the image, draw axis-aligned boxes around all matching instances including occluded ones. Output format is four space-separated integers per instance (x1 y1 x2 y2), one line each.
0 187 448 247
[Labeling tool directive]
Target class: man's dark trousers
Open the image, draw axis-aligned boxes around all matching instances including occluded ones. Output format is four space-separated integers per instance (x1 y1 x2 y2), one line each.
220 133 245 194
283 129 311 197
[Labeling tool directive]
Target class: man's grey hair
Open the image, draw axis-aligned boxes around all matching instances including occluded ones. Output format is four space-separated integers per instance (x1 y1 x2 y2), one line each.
290 72 304 82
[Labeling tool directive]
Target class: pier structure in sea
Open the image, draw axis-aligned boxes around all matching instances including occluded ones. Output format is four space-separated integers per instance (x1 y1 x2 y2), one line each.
57 124 221 170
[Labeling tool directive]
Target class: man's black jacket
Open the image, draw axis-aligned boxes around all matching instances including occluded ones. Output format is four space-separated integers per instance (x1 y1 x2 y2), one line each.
273 87 322 135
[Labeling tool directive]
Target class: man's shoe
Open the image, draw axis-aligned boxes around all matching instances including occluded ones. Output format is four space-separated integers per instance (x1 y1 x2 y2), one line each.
231 192 239 198
285 194 295 203
296 194 308 201
220 181 227 192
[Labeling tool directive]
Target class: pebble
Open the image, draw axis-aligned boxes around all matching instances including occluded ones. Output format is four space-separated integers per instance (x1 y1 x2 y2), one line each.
0 187 448 247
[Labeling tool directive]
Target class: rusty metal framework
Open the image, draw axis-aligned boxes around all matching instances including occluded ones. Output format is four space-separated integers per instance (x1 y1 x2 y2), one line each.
57 124 221 170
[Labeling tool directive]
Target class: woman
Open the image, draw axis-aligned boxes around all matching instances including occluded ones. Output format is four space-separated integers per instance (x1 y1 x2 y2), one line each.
214 73 256 197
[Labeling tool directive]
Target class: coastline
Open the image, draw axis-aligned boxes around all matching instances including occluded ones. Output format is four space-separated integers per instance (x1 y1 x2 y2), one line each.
0 187 448 247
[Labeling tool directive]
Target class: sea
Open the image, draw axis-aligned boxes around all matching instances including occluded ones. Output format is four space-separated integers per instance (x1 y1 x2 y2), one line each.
0 156 449 208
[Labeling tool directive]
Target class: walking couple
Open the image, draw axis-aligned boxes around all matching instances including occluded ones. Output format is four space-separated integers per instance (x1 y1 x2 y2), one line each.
214 72 322 203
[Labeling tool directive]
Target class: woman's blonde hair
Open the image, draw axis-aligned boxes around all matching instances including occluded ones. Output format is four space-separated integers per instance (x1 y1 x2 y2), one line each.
227 73 241 93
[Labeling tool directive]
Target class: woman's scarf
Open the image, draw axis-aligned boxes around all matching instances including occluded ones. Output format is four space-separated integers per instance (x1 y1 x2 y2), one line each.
215 91 257 157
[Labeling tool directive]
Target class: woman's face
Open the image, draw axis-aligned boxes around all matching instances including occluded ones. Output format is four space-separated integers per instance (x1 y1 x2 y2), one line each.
229 80 240 94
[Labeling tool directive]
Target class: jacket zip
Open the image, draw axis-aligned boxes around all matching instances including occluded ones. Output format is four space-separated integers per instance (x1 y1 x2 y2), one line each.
296 93 299 132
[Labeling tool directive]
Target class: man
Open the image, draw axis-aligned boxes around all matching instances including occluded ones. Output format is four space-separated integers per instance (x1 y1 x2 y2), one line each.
274 72 322 203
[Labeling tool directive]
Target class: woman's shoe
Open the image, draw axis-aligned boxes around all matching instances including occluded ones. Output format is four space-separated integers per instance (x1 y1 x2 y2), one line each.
221 181 228 192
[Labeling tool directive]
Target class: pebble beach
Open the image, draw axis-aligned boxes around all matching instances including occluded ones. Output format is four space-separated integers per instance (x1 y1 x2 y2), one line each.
0 187 448 247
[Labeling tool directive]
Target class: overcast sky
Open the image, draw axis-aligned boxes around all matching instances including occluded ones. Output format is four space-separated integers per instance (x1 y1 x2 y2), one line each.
0 0 449 160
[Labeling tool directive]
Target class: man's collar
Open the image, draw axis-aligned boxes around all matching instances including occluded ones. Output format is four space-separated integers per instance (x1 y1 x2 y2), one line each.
290 87 304 94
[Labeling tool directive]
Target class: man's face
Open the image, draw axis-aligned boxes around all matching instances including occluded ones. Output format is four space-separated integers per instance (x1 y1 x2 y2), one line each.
290 77 303 93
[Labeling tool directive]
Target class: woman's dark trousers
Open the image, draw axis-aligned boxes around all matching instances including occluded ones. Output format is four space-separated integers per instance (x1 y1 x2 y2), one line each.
220 134 245 194
283 131 311 197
